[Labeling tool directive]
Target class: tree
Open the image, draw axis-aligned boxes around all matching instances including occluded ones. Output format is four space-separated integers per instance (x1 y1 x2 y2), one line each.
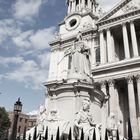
0 107 11 138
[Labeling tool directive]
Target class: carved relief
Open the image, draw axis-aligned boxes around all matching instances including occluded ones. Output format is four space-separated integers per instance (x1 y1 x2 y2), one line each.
122 1 140 13
74 99 101 140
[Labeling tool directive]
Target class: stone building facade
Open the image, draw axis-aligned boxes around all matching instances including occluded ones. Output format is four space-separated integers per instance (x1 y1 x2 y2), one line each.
8 112 37 139
42 0 140 139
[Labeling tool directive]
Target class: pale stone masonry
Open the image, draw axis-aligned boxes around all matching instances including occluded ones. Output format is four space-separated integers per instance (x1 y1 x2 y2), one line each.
28 0 140 139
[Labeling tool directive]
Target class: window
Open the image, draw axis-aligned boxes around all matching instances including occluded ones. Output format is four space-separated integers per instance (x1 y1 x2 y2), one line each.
76 0 79 5
69 19 77 28
96 47 100 64
18 126 21 133
85 0 88 6
25 119 28 123
19 118 22 122
68 56 72 70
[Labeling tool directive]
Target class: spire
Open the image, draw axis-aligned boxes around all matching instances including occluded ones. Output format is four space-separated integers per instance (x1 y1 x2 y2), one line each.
67 0 98 15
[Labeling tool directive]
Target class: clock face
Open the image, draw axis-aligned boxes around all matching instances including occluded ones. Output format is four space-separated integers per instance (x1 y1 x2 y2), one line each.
65 15 81 31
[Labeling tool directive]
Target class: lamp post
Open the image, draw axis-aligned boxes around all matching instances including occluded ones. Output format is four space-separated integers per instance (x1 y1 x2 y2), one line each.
10 98 22 140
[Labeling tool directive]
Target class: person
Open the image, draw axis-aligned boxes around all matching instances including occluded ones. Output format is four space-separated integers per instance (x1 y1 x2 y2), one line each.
74 99 99 140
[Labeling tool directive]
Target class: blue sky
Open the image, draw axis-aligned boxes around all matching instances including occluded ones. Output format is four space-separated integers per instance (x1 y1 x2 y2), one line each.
0 0 119 114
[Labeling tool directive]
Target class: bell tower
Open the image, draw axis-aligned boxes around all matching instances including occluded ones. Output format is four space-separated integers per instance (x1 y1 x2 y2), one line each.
59 0 98 39
67 0 97 14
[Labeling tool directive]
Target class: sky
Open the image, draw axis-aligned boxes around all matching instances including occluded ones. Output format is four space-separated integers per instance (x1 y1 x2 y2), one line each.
0 0 120 115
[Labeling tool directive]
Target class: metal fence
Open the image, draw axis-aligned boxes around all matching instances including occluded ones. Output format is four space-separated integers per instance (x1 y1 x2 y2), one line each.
29 118 133 140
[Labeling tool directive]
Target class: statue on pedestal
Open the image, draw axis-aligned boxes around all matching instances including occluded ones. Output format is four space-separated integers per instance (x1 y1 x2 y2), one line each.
58 31 90 79
74 99 101 140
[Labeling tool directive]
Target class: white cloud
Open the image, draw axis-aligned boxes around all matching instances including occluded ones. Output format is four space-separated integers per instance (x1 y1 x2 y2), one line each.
30 27 55 50
0 55 50 89
28 110 38 115
0 19 21 45
13 30 33 49
13 27 56 51
5 60 47 89
13 0 47 21
38 52 50 69
98 0 120 12
0 56 24 67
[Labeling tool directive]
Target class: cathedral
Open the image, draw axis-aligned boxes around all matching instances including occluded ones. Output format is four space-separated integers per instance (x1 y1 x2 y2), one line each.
28 0 140 139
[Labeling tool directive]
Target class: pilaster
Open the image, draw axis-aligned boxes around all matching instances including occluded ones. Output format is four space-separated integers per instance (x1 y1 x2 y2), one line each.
100 30 107 64
108 79 116 114
122 22 130 59
100 80 108 140
126 76 140 139
130 20 139 57
107 28 114 63
136 75 140 134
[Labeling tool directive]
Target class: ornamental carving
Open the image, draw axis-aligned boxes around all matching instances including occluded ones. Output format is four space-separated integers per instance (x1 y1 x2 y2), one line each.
126 76 134 84
108 79 115 87
100 80 106 89
136 74 140 83
122 1 140 13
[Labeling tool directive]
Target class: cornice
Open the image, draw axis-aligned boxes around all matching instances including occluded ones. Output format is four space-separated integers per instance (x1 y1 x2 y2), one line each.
98 0 131 22
49 28 97 50
45 80 94 94
92 57 140 73
97 9 140 27
59 11 98 26
92 57 140 82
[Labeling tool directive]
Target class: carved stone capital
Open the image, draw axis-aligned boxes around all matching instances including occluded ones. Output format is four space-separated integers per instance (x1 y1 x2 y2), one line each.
136 75 140 83
99 29 104 33
108 79 115 87
126 76 134 84
106 27 110 31
121 22 127 27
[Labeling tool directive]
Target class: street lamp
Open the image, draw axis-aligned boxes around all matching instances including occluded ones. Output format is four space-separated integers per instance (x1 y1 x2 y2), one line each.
10 98 22 140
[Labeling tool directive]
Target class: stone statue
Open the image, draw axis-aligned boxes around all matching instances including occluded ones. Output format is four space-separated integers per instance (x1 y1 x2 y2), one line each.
106 113 118 140
46 109 70 139
70 31 90 76
58 31 90 77
37 105 47 134
74 99 100 140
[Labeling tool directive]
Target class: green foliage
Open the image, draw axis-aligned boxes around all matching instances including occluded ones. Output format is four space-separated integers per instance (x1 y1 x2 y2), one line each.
0 107 11 138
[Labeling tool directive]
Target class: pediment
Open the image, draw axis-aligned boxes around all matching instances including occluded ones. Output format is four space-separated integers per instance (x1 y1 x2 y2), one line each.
98 0 140 22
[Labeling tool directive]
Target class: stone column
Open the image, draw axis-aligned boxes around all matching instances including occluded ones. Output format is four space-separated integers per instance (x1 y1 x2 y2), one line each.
136 75 140 133
108 79 116 113
122 22 130 59
101 81 108 140
130 20 139 57
126 76 140 139
107 28 114 62
88 0 91 9
100 30 107 64
73 0 76 11
68 1 71 14
81 0 84 8
72 0 74 12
